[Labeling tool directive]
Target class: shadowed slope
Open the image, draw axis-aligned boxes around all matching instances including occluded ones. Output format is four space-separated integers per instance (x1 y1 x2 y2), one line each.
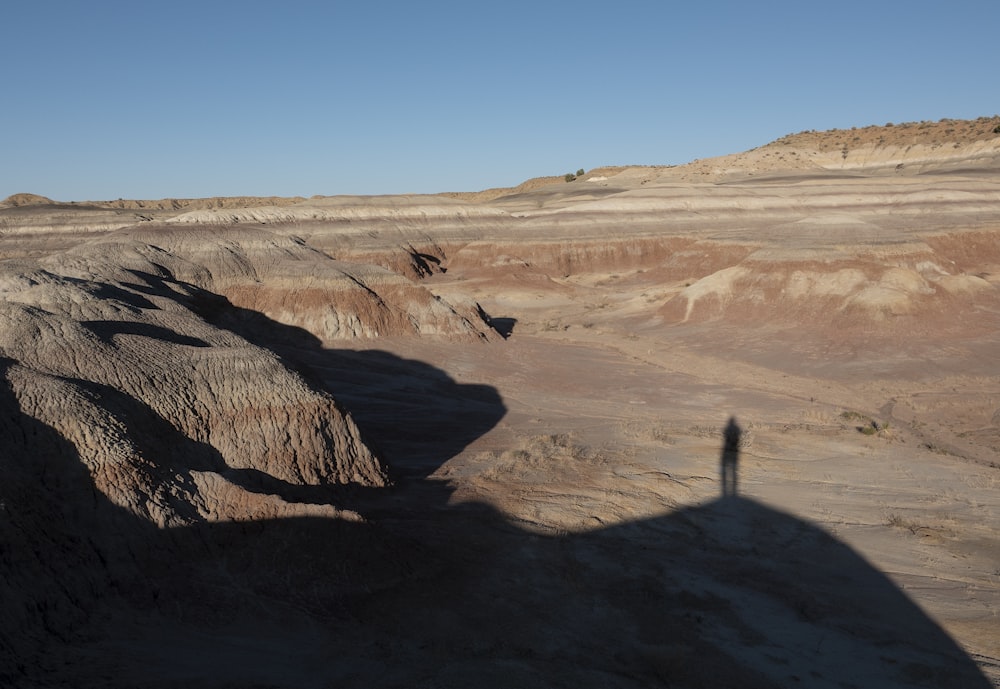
5 333 989 687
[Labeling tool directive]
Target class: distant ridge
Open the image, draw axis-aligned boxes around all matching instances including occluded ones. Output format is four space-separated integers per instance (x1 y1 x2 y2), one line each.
1 192 55 207
436 166 665 203
444 117 1000 199
6 117 999 206
0 194 308 211
766 115 1000 151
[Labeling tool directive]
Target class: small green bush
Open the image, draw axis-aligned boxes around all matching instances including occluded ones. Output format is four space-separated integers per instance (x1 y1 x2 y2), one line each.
564 173 576 182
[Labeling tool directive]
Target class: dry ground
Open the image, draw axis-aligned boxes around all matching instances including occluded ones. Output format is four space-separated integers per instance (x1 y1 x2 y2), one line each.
284 233 1000 686
59 262 1000 687
361 283 1000 686
4 119 1000 687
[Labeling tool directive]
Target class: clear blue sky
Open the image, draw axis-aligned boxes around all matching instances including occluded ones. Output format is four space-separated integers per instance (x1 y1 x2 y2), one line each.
3 0 998 201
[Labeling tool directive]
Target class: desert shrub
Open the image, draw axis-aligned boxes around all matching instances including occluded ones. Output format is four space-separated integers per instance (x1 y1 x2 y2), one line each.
564 172 577 182
841 410 887 435
477 432 606 481
576 168 585 177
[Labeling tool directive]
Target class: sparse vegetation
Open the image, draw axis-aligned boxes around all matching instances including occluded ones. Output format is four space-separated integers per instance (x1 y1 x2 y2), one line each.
887 512 920 533
840 411 889 436
564 172 577 182
617 419 674 445
477 432 608 481
767 116 1000 153
921 441 955 456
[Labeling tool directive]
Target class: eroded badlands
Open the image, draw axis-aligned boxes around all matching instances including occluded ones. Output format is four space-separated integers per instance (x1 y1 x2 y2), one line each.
2 119 1000 687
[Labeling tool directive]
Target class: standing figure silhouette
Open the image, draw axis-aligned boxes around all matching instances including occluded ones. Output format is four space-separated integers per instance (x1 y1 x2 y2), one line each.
721 416 741 497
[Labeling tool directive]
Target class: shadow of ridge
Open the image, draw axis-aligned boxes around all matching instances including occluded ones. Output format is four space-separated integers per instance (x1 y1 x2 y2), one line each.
82 320 210 348
0 359 163 685
0 273 505 683
124 269 508 483
486 316 517 339
305 347 507 482
4 269 986 685
0 354 454 686
3 354 992 689
388 493 992 687
556 494 993 688
114 493 990 689
120 269 508 489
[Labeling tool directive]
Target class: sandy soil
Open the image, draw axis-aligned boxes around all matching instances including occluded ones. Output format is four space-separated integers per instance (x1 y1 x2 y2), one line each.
268 238 1000 686
349 290 1000 686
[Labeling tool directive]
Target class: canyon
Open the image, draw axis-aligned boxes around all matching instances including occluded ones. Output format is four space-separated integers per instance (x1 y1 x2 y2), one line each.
2 117 1000 687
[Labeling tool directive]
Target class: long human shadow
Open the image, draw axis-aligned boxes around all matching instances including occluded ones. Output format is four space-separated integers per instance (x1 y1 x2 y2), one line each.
2 272 993 687
721 415 741 497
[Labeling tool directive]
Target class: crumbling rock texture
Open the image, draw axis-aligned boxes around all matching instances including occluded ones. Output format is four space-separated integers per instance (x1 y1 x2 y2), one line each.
107 225 497 343
0 238 393 674
1 243 389 498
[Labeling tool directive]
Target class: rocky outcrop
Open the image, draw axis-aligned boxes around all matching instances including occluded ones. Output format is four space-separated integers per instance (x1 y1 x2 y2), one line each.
0 238 399 677
0 203 157 258
110 224 497 342
658 252 995 337
0 193 56 207
0 242 390 523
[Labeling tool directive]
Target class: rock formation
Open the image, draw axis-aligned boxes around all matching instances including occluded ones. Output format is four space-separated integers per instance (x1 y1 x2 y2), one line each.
0 234 393 677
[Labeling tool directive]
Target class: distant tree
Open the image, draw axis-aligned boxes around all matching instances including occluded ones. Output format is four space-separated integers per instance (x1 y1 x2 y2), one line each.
564 173 576 182
576 168 585 177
